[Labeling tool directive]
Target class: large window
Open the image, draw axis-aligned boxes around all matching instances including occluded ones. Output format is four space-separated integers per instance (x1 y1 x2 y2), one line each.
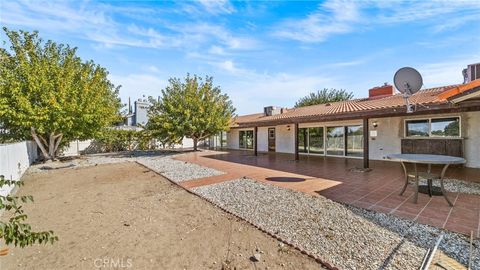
405 120 429 137
326 126 344 156
406 117 460 138
298 128 308 153
308 127 324 154
239 130 254 149
347 125 363 157
297 127 324 154
431 118 460 137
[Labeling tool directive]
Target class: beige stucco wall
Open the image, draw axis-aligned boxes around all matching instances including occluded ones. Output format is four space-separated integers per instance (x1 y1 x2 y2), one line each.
275 125 295 153
462 111 480 168
227 129 239 149
257 127 269 152
226 111 480 168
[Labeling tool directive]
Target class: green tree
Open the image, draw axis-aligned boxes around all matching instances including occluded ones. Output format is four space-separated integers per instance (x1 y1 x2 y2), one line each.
148 74 235 151
0 176 58 250
294 88 354 108
0 28 122 161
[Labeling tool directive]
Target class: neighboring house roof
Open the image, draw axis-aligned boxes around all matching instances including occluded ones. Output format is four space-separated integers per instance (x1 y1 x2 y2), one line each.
231 80 480 128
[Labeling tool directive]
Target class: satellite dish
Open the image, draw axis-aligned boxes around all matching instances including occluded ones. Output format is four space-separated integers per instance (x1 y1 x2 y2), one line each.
393 67 423 113
394 67 423 96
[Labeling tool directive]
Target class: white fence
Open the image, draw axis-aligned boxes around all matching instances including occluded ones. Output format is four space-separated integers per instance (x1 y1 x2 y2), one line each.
0 141 38 196
62 137 195 156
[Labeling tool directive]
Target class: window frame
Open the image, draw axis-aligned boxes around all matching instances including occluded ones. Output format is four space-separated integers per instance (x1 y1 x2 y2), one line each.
238 129 254 150
404 116 461 138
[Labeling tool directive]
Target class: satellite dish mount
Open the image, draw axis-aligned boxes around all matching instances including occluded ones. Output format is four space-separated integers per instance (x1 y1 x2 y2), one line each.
393 67 423 113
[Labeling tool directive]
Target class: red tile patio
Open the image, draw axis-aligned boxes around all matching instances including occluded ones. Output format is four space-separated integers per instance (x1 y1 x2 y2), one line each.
176 150 480 237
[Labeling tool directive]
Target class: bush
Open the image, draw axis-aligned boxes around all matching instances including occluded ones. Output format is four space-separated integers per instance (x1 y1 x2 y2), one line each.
93 129 158 152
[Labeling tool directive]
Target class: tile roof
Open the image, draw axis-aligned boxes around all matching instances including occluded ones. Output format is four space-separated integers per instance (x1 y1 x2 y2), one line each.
231 83 472 127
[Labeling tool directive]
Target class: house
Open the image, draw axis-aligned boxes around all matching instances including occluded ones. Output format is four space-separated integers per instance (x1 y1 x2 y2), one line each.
123 97 150 127
220 67 480 169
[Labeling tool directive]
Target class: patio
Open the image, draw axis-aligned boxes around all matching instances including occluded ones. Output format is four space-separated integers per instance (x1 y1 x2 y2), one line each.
176 149 480 237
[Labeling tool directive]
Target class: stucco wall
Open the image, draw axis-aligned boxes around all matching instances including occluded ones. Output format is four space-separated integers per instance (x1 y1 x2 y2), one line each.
368 117 402 160
257 127 269 152
275 125 295 153
227 129 240 149
463 111 480 168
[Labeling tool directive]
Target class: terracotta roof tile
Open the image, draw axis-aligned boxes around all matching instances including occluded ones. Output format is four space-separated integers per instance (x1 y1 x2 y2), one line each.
232 84 462 127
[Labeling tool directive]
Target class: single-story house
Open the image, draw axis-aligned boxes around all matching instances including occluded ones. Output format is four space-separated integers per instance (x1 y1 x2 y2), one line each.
211 78 480 169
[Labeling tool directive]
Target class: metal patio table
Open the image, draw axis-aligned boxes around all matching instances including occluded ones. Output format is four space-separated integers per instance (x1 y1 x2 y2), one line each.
386 154 466 206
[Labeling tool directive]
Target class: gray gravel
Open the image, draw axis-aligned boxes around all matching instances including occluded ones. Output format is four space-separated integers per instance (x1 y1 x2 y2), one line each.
193 178 479 270
136 157 224 182
412 178 480 196
27 151 224 182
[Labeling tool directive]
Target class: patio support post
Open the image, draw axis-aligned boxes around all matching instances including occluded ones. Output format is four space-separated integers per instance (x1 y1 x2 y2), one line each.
363 118 369 169
254 126 258 156
294 123 299 161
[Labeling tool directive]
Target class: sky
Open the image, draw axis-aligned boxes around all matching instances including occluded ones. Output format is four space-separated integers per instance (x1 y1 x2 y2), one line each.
1 0 479 115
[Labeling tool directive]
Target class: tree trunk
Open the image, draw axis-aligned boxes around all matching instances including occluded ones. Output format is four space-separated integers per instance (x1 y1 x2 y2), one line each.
30 128 63 162
31 127 51 160
193 138 198 151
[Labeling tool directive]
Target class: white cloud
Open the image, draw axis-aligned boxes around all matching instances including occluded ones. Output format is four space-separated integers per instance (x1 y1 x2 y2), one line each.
1 1 256 52
222 72 339 114
109 73 166 105
211 60 251 75
275 0 480 43
275 0 360 43
196 0 235 15
419 56 479 87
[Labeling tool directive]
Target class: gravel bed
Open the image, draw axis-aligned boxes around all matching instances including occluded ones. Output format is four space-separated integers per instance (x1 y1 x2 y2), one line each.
193 178 479 270
136 158 224 182
412 178 480 196
27 151 225 182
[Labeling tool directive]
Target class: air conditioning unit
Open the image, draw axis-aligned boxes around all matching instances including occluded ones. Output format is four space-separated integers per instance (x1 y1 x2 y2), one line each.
463 63 480 83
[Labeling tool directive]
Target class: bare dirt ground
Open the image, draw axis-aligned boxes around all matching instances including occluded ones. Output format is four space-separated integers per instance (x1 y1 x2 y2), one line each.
0 162 324 270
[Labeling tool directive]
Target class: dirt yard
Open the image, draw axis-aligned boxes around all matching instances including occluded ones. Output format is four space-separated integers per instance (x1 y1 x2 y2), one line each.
0 162 324 270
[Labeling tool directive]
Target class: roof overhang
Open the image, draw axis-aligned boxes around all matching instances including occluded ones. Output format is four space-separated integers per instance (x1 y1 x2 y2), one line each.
233 100 480 128
447 85 480 104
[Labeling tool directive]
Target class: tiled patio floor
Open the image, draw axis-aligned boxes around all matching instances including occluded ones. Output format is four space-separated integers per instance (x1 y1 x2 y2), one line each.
176 149 480 237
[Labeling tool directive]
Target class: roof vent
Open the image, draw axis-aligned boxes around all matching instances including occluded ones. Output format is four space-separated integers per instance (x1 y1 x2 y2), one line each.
264 106 282 116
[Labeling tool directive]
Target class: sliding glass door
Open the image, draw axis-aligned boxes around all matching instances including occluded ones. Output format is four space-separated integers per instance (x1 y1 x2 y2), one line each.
326 126 344 156
297 124 363 158
298 128 308 153
296 127 324 154
308 127 324 154
239 130 254 149
346 125 363 157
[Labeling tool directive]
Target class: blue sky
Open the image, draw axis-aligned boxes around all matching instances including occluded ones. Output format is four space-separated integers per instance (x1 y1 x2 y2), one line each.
1 0 479 115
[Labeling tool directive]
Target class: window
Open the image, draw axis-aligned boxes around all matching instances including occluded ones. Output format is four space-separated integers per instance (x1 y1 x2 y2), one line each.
405 117 460 138
239 130 254 149
326 126 344 156
297 127 324 154
308 127 324 154
346 125 363 157
298 128 308 153
431 118 459 137
406 120 429 137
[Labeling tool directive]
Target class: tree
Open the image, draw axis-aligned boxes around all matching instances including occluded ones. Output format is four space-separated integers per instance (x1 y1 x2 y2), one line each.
0 175 58 252
148 74 235 151
0 28 122 161
294 88 353 108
